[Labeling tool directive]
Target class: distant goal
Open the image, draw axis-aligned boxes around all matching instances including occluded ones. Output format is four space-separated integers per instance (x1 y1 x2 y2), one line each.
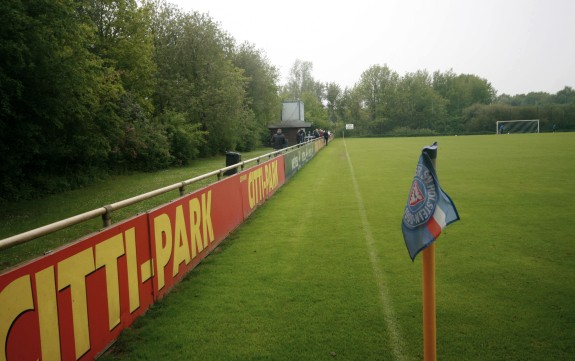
496 119 539 134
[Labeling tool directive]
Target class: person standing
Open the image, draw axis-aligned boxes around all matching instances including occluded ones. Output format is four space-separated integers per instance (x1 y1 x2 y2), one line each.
297 128 306 144
272 128 287 150
323 129 329 145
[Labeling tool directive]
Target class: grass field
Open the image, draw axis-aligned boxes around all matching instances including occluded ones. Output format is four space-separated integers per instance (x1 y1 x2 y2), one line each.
4 134 575 360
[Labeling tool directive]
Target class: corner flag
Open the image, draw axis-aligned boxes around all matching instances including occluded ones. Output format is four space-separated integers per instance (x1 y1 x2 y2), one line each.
401 143 459 260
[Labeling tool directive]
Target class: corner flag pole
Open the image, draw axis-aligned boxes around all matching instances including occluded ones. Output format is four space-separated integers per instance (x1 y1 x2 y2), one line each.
403 142 459 361
422 146 437 361
423 244 436 360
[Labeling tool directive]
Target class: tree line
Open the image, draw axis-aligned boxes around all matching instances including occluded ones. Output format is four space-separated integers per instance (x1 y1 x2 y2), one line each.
1 1 573 201
286 62 575 137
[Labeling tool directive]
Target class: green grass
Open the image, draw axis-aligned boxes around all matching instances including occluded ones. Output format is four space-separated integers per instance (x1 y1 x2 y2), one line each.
337 134 575 360
4 134 575 360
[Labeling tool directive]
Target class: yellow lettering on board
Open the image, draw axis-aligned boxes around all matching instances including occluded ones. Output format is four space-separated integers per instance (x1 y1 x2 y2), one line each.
248 171 255 208
172 205 191 276
248 167 264 208
36 266 61 361
257 167 264 201
271 160 278 190
201 191 214 247
257 168 263 203
256 168 262 204
153 213 172 291
95 234 125 330
123 227 140 313
0 275 34 361
140 259 153 282
57 248 96 359
264 164 271 195
189 197 203 258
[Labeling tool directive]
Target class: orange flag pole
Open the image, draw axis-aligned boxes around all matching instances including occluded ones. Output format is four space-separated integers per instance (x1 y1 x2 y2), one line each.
404 142 458 361
422 243 436 361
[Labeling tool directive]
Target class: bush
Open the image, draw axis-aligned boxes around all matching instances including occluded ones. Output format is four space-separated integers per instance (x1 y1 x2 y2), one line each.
162 111 207 166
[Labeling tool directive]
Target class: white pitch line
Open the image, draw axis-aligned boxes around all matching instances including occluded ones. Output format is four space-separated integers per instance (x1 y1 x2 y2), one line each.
343 138 406 361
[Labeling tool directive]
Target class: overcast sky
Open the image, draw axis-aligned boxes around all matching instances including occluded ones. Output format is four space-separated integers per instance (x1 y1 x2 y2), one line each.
170 0 574 96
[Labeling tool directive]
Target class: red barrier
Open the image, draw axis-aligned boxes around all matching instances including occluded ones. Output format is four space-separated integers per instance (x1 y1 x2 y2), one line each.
0 214 153 361
0 156 286 361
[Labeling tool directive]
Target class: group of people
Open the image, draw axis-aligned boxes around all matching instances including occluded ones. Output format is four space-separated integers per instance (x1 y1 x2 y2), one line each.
272 128 331 150
299 128 331 145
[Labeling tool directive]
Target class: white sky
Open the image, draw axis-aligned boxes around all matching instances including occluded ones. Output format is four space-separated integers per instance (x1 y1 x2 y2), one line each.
170 0 575 96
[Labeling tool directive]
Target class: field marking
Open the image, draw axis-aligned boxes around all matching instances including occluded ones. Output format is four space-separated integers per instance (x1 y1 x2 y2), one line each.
343 139 406 361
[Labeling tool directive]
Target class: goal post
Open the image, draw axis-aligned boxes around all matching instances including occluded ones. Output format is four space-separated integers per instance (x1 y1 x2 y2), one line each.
496 119 539 134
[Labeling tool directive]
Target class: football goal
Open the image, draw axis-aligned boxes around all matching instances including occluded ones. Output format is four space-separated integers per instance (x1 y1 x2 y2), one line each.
496 119 539 134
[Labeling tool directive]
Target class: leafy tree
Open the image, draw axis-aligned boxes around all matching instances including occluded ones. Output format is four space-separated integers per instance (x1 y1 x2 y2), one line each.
355 65 399 133
325 82 342 123
496 87 574 108
84 0 166 170
497 91 553 106
395 70 447 131
337 88 369 135
161 111 206 165
281 60 327 124
149 4 248 156
553 86 575 104
88 0 156 110
283 59 316 100
0 0 26 123
433 70 495 115
232 42 280 148
0 0 119 198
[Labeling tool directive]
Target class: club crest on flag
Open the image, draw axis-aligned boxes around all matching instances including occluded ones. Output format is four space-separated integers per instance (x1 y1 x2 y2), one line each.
403 162 438 229
401 143 460 261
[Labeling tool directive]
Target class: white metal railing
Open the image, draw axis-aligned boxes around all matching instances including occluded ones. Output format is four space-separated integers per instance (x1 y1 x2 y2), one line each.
0 140 318 251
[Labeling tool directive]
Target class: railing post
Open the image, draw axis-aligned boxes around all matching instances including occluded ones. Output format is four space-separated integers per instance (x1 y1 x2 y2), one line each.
179 182 186 197
102 205 113 228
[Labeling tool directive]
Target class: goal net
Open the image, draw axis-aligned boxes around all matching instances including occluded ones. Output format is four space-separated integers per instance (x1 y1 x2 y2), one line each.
496 119 539 134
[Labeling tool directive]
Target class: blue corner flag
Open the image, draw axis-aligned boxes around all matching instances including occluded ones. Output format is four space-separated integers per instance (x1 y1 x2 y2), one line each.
401 143 460 261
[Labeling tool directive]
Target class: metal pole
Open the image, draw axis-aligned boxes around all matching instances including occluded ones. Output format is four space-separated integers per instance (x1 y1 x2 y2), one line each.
102 205 113 227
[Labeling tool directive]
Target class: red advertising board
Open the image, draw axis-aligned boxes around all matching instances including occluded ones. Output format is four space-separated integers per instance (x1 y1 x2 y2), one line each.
0 214 152 361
